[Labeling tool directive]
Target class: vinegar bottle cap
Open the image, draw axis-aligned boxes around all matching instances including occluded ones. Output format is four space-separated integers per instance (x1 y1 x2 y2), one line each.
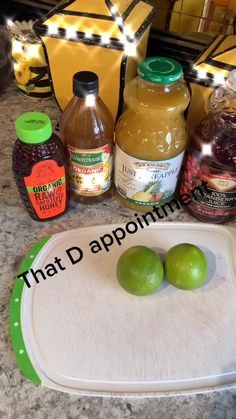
73 71 99 98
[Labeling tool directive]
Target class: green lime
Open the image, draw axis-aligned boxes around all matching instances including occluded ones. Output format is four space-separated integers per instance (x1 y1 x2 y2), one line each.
165 243 208 290
116 246 164 296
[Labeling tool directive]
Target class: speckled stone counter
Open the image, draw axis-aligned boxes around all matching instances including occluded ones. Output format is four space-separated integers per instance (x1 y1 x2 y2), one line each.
1 85 236 419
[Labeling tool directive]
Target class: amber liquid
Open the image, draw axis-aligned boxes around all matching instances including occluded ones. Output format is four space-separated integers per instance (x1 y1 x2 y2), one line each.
61 95 114 204
115 77 190 212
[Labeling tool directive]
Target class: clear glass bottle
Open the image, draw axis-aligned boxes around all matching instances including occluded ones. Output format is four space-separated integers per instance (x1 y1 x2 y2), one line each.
114 57 190 212
61 71 114 204
179 70 236 223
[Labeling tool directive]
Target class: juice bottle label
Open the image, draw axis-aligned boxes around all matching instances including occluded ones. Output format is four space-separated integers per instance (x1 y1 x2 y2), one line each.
66 144 112 196
114 145 184 206
180 153 236 220
24 160 66 219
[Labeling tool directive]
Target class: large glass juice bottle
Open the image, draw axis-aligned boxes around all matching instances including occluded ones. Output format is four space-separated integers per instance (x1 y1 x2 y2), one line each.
114 57 190 212
179 70 236 223
61 71 114 204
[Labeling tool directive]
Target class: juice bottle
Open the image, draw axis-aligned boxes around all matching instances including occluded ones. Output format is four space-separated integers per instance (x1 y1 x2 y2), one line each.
12 112 68 221
61 71 114 204
179 70 236 224
114 57 190 212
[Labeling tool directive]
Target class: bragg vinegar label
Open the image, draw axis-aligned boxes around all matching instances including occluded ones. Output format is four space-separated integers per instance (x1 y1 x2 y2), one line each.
24 160 66 219
66 144 112 196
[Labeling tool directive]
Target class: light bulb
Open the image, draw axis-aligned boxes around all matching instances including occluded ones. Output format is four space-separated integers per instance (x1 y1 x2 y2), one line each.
214 72 226 85
66 26 77 39
124 41 137 57
124 27 134 40
120 34 126 43
47 23 58 35
116 17 123 25
110 6 117 14
197 69 207 79
101 33 110 44
85 31 92 39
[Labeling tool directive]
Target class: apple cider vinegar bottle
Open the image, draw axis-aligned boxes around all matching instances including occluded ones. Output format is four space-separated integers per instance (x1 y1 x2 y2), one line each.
61 71 114 204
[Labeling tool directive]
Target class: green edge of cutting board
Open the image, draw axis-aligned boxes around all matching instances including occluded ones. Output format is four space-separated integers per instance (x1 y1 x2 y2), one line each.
9 236 51 385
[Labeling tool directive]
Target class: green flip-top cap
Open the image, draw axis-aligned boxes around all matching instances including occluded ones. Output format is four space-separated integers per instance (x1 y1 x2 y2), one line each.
138 57 183 84
15 112 52 144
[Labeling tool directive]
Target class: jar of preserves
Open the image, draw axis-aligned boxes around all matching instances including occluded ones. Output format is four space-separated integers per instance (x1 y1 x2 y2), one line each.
179 70 236 223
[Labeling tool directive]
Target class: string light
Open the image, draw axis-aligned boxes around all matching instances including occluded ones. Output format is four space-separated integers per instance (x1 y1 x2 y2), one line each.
44 18 137 55
85 31 92 39
124 26 134 40
101 34 110 44
214 72 226 85
66 26 77 39
197 69 207 79
124 41 137 57
119 34 126 43
47 23 58 35
115 17 123 25
110 6 117 14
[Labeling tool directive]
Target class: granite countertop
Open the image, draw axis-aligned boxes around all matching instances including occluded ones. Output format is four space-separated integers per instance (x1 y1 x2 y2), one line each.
1 85 236 419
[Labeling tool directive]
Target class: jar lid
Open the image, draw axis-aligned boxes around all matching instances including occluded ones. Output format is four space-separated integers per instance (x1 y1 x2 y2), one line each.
138 57 183 84
15 112 52 144
73 71 99 98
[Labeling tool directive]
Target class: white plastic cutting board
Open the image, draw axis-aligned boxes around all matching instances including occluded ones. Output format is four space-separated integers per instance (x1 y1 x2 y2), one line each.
10 222 236 396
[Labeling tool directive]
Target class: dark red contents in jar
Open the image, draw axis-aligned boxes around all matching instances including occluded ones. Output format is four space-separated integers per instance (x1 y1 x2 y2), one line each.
179 114 236 224
12 133 68 221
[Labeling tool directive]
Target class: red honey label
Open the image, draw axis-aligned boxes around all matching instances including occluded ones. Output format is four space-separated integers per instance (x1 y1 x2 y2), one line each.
24 160 66 219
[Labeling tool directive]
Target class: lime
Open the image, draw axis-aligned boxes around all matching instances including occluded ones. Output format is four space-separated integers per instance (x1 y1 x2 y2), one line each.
165 243 208 290
116 246 164 296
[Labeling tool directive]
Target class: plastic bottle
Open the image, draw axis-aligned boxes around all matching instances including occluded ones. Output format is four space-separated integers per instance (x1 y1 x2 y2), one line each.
179 70 236 223
13 112 68 221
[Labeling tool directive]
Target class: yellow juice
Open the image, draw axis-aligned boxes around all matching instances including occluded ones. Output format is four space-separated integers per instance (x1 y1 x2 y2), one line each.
114 57 190 212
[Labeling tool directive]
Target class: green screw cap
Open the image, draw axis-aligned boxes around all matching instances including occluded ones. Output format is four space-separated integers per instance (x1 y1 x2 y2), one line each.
15 112 52 144
138 57 183 84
